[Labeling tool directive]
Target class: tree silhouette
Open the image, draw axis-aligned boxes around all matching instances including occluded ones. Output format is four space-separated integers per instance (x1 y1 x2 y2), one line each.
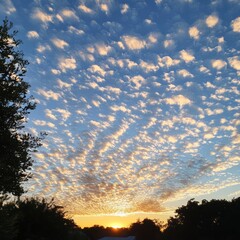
130 218 163 240
0 198 78 240
164 197 240 240
0 18 44 197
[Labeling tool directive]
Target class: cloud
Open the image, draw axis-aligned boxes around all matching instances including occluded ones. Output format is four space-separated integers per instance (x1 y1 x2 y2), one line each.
206 15 219 28
100 3 109 13
51 38 69 49
59 9 79 20
228 56 240 70
178 69 194 78
164 39 175 48
45 109 57 120
27 31 39 39
96 43 112 56
122 35 146 50
158 56 180 67
0 0 16 15
58 57 77 72
130 75 146 89
121 4 129 14
37 89 61 101
78 4 94 14
165 95 192 107
33 120 55 128
55 108 71 121
179 50 195 63
32 8 53 23
88 64 106 76
36 44 51 53
211 59 227 70
189 26 200 40
140 60 159 73
57 79 72 89
231 17 240 32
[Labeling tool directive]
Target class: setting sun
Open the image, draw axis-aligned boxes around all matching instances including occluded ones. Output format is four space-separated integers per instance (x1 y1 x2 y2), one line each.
111 224 123 230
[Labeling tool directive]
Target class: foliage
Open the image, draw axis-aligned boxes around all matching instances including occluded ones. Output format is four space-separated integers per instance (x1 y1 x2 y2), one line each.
129 218 163 240
163 197 240 240
0 198 79 240
0 18 44 197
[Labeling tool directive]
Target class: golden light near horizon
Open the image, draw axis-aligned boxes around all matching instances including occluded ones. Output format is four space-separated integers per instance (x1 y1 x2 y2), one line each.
111 224 123 229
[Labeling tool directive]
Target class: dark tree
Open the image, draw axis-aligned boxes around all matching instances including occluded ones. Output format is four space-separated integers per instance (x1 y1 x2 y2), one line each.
0 18 44 197
0 198 79 240
164 198 240 240
129 218 163 240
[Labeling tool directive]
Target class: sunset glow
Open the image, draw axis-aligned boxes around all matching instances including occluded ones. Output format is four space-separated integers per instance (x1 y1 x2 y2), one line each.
1 0 239 228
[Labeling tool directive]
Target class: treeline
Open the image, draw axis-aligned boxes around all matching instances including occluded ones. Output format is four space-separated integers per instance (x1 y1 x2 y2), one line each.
82 197 240 240
1 197 240 240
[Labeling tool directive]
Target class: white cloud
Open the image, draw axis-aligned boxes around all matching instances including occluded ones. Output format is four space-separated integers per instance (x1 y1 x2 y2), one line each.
57 79 72 89
140 60 159 73
37 89 61 101
78 4 93 14
178 69 194 78
228 56 240 70
68 26 84 35
130 75 146 89
179 50 195 63
158 56 180 67
58 57 77 72
51 38 69 49
111 105 131 113
51 69 61 75
33 120 55 128
55 108 71 121
32 8 53 23
164 39 175 48
189 26 200 40
0 0 16 14
88 65 106 76
148 33 158 44
206 15 219 28
45 109 57 120
100 4 109 13
231 17 240 32
122 35 146 50
60 9 79 20
36 44 51 53
211 59 227 70
165 95 191 107
121 4 129 14
27 31 39 39
96 43 112 56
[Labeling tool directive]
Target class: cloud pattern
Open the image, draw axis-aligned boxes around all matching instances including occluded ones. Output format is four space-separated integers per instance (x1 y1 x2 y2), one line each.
1 0 240 216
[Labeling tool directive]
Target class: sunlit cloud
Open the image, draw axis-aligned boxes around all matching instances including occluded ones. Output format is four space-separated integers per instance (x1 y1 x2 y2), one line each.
122 35 146 50
211 59 227 70
32 8 53 23
206 15 219 28
179 50 195 63
78 4 94 14
58 57 77 72
27 31 39 39
189 26 200 40
231 17 240 32
51 38 69 49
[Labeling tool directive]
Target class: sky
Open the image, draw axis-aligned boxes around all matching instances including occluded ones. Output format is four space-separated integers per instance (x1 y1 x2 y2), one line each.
1 0 240 228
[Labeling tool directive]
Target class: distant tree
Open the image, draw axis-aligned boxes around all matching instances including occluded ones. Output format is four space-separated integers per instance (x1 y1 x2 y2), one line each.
0 18 44 197
129 218 163 240
0 198 78 240
164 197 240 240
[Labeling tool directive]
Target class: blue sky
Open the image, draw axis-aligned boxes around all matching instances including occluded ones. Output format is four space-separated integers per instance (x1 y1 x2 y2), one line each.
1 0 240 227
